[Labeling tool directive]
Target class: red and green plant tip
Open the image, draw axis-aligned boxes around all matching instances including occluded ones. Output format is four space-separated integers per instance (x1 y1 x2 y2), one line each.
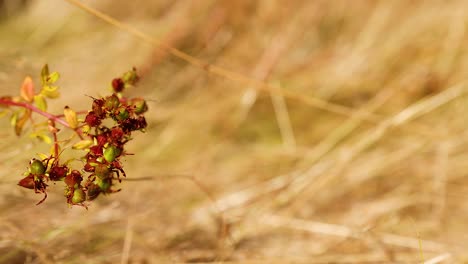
0 65 148 208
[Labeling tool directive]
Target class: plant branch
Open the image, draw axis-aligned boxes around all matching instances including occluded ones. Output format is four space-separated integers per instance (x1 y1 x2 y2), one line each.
0 97 70 128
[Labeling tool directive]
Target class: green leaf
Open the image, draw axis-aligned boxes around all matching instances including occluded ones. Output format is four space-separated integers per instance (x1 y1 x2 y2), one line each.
33 94 47 111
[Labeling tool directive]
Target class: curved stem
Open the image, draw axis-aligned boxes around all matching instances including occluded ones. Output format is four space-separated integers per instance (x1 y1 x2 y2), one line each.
0 97 71 128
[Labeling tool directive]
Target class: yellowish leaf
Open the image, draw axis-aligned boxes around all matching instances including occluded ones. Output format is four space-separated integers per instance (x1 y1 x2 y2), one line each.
72 140 93 150
33 94 47 111
41 85 60 99
81 124 91 134
41 64 49 85
37 153 50 160
0 110 8 118
10 111 18 127
29 131 52 144
64 106 78 129
15 110 31 136
20 76 35 102
47 72 60 83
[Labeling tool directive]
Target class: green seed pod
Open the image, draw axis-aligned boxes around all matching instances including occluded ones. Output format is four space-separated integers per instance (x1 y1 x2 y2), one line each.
116 107 129 121
131 98 148 114
30 159 46 175
72 188 86 204
95 164 110 179
87 183 101 201
96 178 111 192
103 145 120 163
122 68 139 85
104 94 120 111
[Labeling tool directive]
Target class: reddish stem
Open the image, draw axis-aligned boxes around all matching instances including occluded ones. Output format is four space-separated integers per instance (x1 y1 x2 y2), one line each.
50 120 60 158
0 97 71 128
56 110 88 118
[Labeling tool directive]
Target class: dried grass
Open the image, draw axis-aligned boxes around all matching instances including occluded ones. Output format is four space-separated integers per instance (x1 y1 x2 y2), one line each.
1 0 468 263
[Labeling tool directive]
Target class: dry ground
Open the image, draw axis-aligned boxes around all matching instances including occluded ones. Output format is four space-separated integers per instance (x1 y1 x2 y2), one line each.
1 0 468 263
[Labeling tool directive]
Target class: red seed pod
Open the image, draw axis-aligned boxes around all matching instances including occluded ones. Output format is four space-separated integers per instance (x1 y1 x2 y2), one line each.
96 134 108 147
85 111 101 127
89 145 103 156
18 175 35 189
83 163 95 173
112 78 125 93
120 117 147 132
92 99 105 117
49 165 68 181
111 127 124 141
86 156 98 164
137 116 147 129
64 170 82 187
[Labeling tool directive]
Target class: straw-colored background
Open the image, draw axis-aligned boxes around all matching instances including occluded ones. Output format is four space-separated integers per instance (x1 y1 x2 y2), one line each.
1 1 468 263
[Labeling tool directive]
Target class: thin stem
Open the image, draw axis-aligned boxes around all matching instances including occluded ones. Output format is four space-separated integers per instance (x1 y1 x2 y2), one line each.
56 110 88 118
49 120 59 158
0 97 71 128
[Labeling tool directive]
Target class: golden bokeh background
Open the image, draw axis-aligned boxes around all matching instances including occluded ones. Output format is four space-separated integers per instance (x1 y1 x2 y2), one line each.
1 1 468 263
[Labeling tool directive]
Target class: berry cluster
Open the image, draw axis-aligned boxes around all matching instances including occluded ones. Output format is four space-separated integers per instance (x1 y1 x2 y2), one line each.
11 66 148 207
